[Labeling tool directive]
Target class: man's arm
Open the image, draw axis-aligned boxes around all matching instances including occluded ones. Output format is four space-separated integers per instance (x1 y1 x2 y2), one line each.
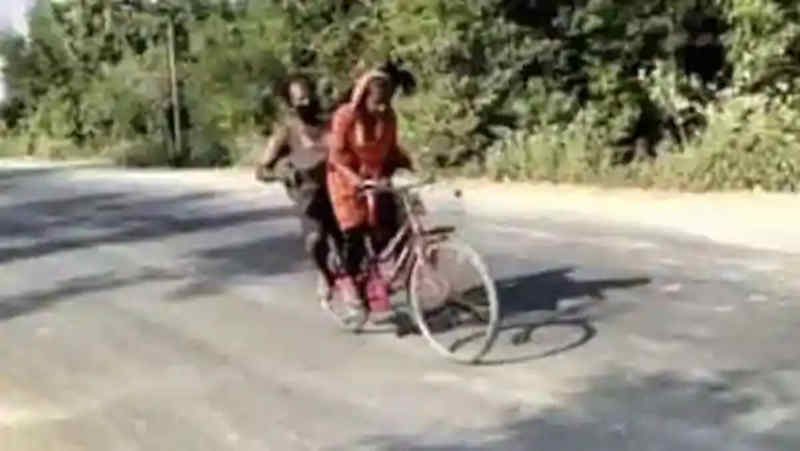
255 124 290 181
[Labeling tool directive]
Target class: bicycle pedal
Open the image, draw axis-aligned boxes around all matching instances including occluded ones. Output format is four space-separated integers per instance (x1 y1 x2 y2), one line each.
394 322 417 337
369 310 397 325
391 314 416 337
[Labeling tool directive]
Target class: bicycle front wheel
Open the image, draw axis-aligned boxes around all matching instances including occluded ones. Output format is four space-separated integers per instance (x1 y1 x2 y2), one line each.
408 239 500 363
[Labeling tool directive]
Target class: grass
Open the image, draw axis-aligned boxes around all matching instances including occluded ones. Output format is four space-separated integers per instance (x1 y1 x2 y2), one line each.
5 95 800 193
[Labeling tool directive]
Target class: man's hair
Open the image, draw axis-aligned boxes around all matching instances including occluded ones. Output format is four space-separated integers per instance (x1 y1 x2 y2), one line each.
276 73 315 105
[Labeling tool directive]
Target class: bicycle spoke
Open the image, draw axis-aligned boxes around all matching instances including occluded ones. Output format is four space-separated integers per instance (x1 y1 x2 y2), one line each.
410 240 501 363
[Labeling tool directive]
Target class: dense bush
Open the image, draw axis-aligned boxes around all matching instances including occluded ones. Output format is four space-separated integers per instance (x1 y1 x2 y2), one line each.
2 0 800 191
0 0 286 165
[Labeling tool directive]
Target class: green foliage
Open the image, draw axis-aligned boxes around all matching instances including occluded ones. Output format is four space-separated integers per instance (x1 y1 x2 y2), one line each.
1 0 800 190
668 92 800 191
0 0 286 167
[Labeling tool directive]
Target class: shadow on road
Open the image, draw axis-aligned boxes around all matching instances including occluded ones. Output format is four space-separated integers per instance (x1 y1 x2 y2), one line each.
166 234 310 301
499 267 651 316
0 192 128 238
191 234 308 278
389 266 651 365
345 367 797 450
0 190 295 265
0 166 64 182
0 162 112 184
0 267 186 320
477 267 651 365
0 179 301 315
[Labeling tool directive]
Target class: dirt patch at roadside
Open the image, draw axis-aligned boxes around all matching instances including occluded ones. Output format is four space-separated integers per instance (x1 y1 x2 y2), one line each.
4 158 799 254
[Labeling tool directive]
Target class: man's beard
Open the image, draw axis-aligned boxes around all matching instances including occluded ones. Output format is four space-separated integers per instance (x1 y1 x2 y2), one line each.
295 105 319 123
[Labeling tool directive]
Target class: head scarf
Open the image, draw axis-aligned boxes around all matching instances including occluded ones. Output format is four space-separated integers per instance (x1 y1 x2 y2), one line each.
349 69 391 110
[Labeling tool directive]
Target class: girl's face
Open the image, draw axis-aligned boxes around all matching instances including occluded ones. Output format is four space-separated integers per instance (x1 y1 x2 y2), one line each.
364 78 392 115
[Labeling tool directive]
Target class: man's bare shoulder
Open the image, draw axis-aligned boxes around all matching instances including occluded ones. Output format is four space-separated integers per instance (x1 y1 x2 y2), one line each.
270 119 292 136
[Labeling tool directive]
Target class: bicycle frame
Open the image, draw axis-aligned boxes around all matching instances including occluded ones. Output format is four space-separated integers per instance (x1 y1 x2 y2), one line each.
364 185 451 291
321 181 500 362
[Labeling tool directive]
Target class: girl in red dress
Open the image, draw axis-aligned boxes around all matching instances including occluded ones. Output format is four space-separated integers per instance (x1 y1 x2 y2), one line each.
326 69 412 315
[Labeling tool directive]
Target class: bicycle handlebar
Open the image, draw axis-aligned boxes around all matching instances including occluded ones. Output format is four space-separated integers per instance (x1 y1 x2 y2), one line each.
358 179 434 196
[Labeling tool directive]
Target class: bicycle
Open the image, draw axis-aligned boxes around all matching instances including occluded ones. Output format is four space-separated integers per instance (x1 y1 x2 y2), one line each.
320 180 500 364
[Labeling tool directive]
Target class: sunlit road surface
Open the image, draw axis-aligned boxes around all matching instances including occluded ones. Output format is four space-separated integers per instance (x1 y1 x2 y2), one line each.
1 161 798 450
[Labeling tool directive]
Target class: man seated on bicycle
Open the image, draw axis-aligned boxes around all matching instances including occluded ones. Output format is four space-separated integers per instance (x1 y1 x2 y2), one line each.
256 73 341 302
327 67 413 317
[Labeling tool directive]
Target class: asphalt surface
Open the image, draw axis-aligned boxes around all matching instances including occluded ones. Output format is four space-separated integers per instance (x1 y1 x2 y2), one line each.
1 162 798 450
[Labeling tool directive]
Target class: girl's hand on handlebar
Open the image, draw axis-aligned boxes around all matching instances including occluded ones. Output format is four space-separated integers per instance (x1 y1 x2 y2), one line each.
358 178 390 192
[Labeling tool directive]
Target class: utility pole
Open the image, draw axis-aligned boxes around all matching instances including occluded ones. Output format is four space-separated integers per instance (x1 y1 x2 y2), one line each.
166 13 181 161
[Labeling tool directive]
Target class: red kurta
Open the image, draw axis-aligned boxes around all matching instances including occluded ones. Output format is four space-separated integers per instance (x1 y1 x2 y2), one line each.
327 71 404 231
327 103 399 231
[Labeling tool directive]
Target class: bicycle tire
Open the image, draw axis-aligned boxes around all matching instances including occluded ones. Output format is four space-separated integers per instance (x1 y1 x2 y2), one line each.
408 238 500 364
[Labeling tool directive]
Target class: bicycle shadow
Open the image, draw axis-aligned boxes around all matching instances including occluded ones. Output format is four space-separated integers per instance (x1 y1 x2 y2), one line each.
363 266 650 365
480 267 651 365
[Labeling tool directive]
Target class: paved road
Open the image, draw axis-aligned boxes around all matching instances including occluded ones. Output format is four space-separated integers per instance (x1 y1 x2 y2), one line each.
1 162 798 450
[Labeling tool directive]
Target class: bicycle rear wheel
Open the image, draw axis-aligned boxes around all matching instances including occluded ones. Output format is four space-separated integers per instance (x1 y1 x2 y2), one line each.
408 239 500 363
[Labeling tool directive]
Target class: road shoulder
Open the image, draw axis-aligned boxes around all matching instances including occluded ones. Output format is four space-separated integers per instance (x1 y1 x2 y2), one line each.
3 158 800 254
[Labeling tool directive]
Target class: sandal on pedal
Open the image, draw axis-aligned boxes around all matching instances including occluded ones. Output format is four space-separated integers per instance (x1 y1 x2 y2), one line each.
318 277 336 317
317 274 332 304
369 310 397 325
339 278 367 325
